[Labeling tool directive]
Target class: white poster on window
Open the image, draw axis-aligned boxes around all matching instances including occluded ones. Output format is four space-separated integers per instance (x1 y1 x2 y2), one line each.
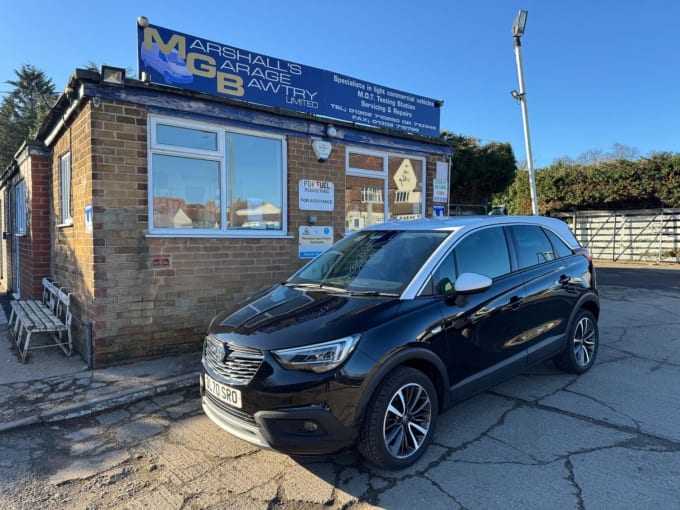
433 179 449 203
299 180 334 211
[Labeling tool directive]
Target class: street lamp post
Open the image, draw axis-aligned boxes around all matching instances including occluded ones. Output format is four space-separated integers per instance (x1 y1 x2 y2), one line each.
511 9 539 215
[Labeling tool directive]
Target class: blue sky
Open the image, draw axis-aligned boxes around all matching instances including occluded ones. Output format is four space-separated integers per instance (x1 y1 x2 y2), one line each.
2 0 678 167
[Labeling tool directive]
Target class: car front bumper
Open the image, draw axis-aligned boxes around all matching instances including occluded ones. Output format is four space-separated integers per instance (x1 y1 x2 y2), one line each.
201 375 358 455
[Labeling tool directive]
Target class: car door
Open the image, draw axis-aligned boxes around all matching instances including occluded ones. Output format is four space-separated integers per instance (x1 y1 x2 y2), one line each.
506 224 583 364
428 226 529 399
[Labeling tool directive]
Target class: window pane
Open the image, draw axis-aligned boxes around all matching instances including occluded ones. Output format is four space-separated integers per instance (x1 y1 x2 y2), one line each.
511 225 555 268
15 181 26 234
544 228 574 259
60 153 72 222
426 252 458 295
152 154 221 229
157 124 218 151
348 152 384 172
388 156 422 221
345 176 385 231
454 228 511 278
227 133 282 230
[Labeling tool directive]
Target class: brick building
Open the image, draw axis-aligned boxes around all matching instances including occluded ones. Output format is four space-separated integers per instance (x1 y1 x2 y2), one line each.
1 28 451 367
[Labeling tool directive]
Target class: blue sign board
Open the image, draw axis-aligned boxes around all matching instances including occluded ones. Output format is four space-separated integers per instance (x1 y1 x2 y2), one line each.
137 24 441 137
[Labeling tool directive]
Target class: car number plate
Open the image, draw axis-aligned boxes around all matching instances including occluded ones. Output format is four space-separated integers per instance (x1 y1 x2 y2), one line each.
204 373 242 409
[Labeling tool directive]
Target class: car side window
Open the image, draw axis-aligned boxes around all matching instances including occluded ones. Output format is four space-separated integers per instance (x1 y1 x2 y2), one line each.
544 228 574 259
453 227 511 279
511 225 556 269
422 252 458 295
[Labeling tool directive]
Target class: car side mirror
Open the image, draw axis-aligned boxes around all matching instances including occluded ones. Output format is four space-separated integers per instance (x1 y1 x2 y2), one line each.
454 272 493 294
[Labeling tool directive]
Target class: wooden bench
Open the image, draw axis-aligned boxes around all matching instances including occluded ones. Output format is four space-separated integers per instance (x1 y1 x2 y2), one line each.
8 278 73 363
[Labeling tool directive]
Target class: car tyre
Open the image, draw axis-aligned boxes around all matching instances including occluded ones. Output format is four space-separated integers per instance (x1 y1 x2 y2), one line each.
358 366 438 470
554 309 599 374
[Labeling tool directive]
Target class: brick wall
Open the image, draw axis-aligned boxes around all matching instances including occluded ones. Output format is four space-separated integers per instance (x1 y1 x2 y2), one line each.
11 149 51 299
287 137 347 243
51 102 94 356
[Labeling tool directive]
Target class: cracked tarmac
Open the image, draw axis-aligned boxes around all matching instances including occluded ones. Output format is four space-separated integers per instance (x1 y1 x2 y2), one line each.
1 283 679 509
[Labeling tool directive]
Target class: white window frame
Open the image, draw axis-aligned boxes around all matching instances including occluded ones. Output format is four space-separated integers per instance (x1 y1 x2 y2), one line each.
346 148 388 178
59 152 73 226
147 115 288 238
345 147 426 224
15 180 26 235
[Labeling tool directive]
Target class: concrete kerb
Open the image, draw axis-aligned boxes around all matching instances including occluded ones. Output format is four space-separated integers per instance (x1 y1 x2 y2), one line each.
593 258 680 269
0 372 199 433
1 294 204 434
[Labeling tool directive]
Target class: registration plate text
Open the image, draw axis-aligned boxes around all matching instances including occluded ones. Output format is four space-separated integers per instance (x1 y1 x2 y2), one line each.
205 374 242 409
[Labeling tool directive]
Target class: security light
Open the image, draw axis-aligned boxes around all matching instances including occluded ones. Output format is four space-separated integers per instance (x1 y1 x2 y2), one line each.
512 10 528 37
101 66 126 86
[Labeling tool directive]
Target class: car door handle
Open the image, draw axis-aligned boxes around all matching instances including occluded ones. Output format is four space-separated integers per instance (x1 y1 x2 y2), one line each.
509 295 523 309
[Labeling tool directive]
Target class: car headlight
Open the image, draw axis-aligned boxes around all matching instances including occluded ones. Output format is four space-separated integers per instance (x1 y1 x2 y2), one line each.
272 335 360 373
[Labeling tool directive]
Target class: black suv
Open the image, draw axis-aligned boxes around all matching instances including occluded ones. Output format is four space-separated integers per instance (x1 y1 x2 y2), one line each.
201 216 599 469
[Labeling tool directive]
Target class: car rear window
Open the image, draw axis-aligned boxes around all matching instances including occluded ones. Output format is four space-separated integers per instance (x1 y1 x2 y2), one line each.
544 228 575 259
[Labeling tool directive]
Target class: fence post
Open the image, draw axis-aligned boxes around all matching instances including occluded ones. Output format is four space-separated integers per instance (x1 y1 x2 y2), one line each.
613 211 617 261
658 208 664 262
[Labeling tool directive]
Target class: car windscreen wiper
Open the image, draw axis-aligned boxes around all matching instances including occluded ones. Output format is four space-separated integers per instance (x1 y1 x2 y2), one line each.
342 290 400 297
285 282 347 292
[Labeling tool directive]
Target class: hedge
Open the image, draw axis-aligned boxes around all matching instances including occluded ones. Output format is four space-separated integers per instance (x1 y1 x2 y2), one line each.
494 153 680 214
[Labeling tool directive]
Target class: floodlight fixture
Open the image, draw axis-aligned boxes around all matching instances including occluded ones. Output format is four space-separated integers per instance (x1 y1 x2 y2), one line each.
512 10 528 37
101 66 126 86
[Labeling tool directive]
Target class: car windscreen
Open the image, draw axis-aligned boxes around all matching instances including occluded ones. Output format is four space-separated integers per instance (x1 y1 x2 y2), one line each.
289 230 449 294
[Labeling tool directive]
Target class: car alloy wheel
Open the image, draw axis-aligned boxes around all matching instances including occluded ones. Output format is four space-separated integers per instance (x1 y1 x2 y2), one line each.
383 382 432 458
555 309 599 374
573 314 597 367
359 366 438 469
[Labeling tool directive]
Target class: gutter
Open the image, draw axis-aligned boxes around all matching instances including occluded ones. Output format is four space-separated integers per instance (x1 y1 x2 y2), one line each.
43 83 85 147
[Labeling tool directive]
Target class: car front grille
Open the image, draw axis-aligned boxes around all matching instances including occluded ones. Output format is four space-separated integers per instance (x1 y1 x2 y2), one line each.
204 334 263 385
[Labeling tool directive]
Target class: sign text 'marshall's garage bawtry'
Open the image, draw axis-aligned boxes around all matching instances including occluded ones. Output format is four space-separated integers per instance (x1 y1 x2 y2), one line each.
137 24 441 137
